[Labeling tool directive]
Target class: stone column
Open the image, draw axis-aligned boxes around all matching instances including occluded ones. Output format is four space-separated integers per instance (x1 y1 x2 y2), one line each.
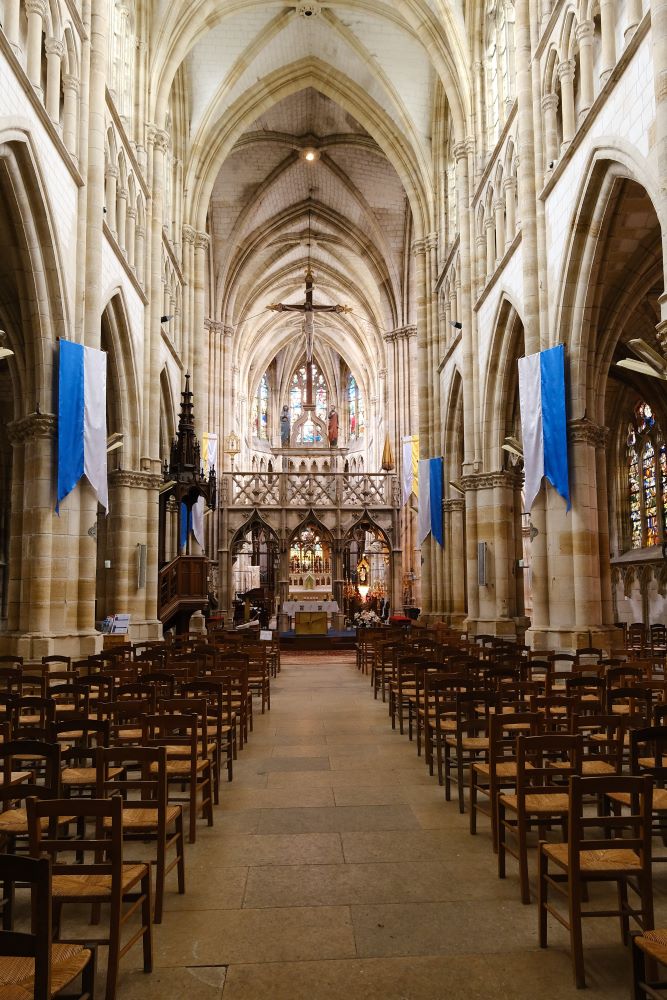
625 0 642 41
105 165 118 237
413 239 432 615
444 498 466 623
126 205 136 269
475 233 486 295
193 231 210 442
599 0 617 84
653 0 667 284
558 61 576 148
485 217 495 281
146 126 170 463
116 186 127 254
182 225 196 374
494 198 505 262
4 0 20 49
45 37 64 123
576 22 595 121
503 177 516 246
542 94 560 167
135 221 145 284
62 75 79 156
25 0 47 90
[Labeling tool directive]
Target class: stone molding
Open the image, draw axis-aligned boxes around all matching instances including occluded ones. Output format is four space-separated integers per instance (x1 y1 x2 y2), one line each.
444 498 465 512
412 238 426 257
182 224 196 245
45 37 64 58
460 470 522 491
25 0 47 17
569 417 608 447
383 324 417 342
7 411 56 444
62 74 80 93
108 470 163 491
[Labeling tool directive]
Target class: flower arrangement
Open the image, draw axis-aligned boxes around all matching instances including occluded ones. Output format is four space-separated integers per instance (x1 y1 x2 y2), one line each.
352 609 383 628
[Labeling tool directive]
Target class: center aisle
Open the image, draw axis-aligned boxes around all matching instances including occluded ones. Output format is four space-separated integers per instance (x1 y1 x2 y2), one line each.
118 652 635 999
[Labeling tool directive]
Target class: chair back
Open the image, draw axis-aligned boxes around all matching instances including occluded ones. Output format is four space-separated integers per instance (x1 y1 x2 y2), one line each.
0 854 53 999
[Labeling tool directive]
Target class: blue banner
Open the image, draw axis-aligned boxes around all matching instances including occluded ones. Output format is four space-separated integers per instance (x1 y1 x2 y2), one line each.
540 344 570 510
429 457 444 547
56 340 85 512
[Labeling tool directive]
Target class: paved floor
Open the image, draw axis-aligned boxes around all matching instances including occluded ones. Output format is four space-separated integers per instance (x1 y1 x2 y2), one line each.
114 652 667 999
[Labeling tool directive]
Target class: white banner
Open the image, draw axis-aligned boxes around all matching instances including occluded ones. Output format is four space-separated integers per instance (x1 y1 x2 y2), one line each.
417 459 431 544
192 495 206 550
83 346 108 511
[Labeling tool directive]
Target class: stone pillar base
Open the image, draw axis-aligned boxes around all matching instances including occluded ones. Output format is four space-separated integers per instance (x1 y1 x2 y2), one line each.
0 630 103 662
189 612 207 634
525 625 622 654
465 617 518 639
127 619 163 642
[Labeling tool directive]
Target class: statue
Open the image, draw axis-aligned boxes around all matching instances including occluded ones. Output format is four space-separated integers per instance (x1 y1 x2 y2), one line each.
280 405 291 446
328 407 339 447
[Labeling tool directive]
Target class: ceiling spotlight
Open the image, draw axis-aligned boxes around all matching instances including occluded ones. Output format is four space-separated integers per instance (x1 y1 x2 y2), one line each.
450 321 463 330
160 314 174 324
301 147 320 163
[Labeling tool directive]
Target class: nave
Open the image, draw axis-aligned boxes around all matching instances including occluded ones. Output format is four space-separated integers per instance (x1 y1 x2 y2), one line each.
112 652 660 1000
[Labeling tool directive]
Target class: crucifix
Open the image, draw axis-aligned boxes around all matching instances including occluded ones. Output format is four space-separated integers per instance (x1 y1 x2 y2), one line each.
268 267 350 405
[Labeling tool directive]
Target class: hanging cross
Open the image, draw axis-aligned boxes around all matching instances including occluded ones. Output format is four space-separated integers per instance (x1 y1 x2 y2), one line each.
268 268 350 404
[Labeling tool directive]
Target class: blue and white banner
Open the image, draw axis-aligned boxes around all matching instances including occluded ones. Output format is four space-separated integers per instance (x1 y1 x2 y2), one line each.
429 457 444 547
417 459 431 544
57 340 108 512
417 456 445 546
518 344 570 514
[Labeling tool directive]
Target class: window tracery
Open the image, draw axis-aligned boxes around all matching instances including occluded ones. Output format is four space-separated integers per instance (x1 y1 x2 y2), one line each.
289 361 327 444
347 374 364 440
252 374 269 440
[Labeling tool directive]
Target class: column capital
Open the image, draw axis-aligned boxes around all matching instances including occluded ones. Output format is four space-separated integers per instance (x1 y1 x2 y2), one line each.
412 238 427 257
117 186 128 201
45 36 64 58
383 324 417 342
182 224 196 245
147 124 169 151
105 164 118 180
558 59 575 83
568 417 608 447
25 0 47 16
425 232 438 251
7 411 56 445
62 73 80 93
576 20 595 43
108 469 163 491
377 367 387 379
194 231 210 251
484 216 495 231
460 470 522 492
205 318 226 335
444 497 465 513
493 198 505 213
541 92 559 113
127 205 137 220
503 176 517 193
453 140 468 163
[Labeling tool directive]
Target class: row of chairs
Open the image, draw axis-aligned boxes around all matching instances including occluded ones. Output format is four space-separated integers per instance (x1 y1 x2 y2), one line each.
361 629 667 990
0 636 276 999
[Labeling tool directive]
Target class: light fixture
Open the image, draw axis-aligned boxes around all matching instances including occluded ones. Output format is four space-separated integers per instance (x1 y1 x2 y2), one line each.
301 147 320 163
106 431 124 453
224 431 241 472
616 338 667 380
0 330 13 360
160 314 173 324
450 321 463 330
502 435 524 459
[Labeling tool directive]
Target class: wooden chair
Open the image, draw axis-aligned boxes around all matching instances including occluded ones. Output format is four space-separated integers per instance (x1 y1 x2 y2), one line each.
181 679 235 782
631 928 667 999
498 733 582 904
27 794 153 1000
96 746 185 924
158 696 219 803
146 712 213 843
538 773 654 988
572 713 624 776
469 711 541 851
0 854 95 1000
0 740 65 847
609 725 667 863
444 691 495 812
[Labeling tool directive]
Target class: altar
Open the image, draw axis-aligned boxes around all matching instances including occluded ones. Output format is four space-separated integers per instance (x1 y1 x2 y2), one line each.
281 599 339 633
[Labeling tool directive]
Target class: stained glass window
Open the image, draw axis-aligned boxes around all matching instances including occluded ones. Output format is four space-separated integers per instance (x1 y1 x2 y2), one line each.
289 360 327 442
252 374 269 439
643 441 658 546
626 400 665 550
348 374 365 440
629 446 641 549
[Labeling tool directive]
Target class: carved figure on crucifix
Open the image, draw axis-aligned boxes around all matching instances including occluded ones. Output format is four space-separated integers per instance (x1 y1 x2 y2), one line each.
268 267 351 408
